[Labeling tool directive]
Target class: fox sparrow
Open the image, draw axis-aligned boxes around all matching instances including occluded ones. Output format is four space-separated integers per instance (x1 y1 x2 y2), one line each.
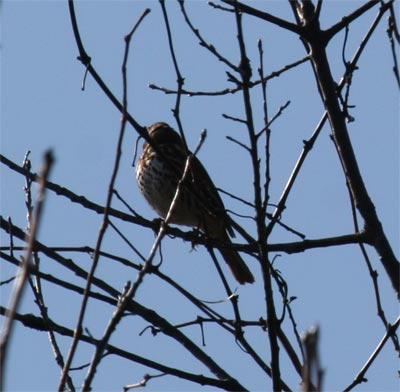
136 122 254 284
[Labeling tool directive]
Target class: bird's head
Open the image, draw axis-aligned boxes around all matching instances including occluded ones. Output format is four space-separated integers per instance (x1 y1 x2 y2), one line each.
147 122 182 145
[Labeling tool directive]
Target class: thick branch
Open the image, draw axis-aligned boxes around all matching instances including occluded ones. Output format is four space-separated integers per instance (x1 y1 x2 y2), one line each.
325 1 383 41
301 7 399 297
67 0 147 139
222 0 301 34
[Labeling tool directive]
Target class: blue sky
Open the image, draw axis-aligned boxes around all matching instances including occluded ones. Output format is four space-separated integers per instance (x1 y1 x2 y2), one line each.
2 1 399 391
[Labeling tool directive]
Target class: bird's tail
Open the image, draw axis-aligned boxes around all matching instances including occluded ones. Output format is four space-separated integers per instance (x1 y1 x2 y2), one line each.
219 243 254 285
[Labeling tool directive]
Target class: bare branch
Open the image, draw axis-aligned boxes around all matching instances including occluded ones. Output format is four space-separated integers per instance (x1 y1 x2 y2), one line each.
67 0 148 139
0 150 54 390
325 1 383 41
297 3 399 297
80 10 151 391
343 316 400 392
0 306 237 390
149 55 309 97
179 0 239 72
221 0 301 34
387 13 400 88
301 326 323 392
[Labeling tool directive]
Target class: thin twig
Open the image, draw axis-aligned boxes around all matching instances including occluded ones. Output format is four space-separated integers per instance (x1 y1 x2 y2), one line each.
159 0 187 148
23 154 75 392
0 150 54 390
232 3 283 390
79 10 151 391
179 0 238 72
149 55 309 97
343 316 400 392
123 373 167 391
257 38 272 216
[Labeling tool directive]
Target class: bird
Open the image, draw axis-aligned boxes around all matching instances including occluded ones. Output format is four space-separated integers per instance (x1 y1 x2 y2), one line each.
135 122 254 285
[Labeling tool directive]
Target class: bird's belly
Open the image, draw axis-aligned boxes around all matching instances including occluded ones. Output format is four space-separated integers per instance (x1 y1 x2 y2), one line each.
136 156 199 228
